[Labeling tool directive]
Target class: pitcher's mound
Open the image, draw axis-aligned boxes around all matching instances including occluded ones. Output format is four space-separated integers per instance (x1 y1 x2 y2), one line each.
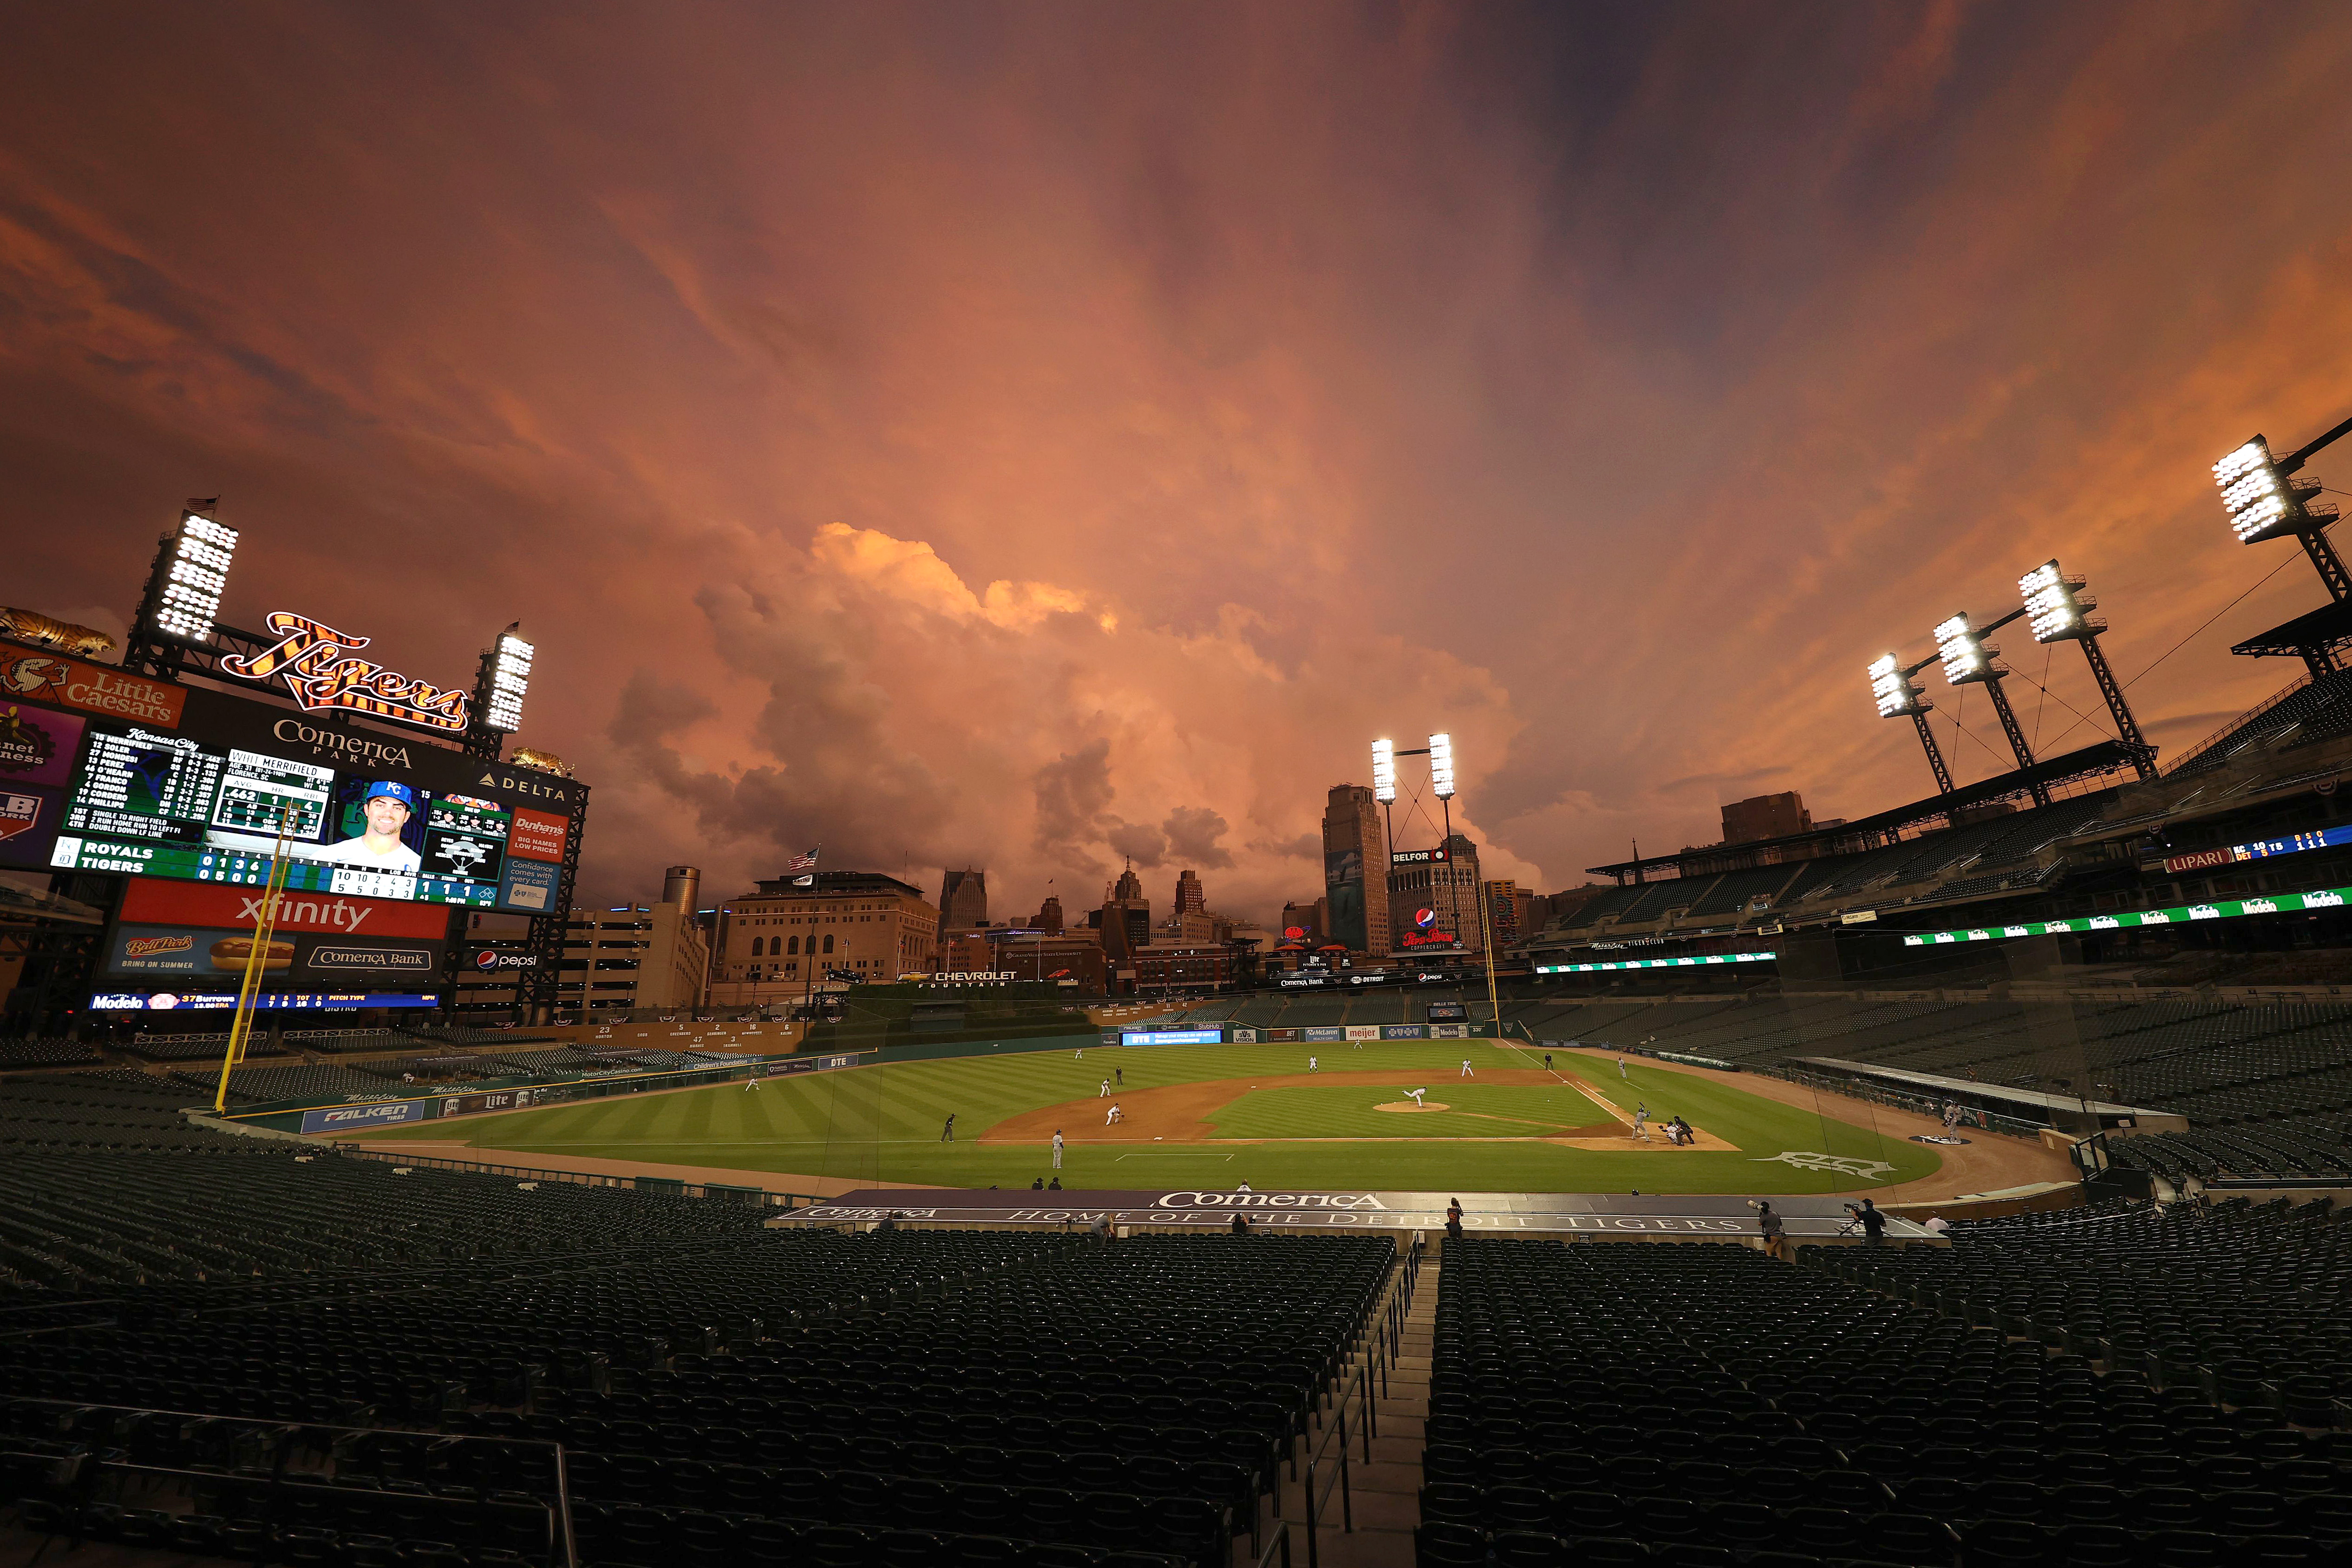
1375 1101 1450 1113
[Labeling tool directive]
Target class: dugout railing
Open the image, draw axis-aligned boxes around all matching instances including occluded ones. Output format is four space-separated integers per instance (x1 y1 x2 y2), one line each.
1749 1062 2051 1139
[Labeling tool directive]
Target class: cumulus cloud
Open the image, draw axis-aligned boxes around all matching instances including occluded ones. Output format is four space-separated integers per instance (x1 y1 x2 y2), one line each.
1162 805 1235 869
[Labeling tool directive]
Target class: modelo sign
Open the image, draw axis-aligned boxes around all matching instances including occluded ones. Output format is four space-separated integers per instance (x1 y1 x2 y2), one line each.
299 1100 423 1133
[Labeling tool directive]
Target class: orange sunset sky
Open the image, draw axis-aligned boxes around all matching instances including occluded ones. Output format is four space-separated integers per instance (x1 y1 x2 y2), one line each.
7 3 2352 921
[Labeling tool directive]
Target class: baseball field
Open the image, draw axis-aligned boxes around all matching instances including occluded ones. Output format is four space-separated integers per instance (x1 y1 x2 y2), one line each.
344 1039 1950 1194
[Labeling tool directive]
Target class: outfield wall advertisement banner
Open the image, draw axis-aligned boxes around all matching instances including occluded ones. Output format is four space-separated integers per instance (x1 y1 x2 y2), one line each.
438 1089 537 1117
1302 1026 1345 1042
1120 1029 1221 1047
300 1100 425 1134
1381 1024 1428 1039
1345 1025 1379 1041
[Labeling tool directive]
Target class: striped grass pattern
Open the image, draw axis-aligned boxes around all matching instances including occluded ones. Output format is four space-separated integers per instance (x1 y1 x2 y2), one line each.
350 1039 1940 1194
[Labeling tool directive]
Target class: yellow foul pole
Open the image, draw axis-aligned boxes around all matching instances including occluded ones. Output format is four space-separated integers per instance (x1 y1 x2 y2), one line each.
1478 878 1503 1042
213 810 294 1114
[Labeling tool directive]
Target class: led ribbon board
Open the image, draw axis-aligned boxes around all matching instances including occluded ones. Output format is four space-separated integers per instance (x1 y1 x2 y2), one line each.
219 612 471 733
1901 885 2352 947
2169 823 2352 873
1535 951 1777 973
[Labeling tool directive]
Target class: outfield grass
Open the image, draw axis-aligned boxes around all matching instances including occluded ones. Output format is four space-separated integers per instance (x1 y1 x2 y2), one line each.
348 1039 1938 1194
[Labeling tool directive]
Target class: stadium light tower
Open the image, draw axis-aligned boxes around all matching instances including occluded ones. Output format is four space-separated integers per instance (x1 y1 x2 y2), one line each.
1869 652 1955 799
2018 560 2155 780
1429 731 1456 842
1371 737 1398 854
465 622 535 759
2215 417 2352 604
1934 610 2051 807
125 500 241 677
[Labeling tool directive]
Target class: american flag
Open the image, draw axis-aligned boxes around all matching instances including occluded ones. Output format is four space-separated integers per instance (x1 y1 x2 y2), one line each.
784 846 820 872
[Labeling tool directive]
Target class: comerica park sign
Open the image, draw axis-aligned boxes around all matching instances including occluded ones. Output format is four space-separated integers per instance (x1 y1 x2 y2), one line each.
221 611 472 734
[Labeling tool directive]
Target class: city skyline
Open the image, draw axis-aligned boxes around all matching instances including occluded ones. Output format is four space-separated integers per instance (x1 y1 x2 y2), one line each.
7 5 2352 928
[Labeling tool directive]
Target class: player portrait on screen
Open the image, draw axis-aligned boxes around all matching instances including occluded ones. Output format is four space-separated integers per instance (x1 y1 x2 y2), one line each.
322 780 424 874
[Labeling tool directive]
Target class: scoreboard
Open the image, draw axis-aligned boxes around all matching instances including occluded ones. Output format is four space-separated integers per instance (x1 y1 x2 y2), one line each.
12 678 583 920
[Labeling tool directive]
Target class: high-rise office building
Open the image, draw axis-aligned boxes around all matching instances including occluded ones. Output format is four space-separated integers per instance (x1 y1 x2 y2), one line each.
1389 833 1482 952
1321 784 1391 955
939 867 989 932
1174 869 1206 914
1036 895 1065 934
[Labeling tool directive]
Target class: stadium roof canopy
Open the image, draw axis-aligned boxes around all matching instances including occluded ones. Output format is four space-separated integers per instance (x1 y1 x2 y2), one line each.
1585 738 2136 881
2230 599 2352 661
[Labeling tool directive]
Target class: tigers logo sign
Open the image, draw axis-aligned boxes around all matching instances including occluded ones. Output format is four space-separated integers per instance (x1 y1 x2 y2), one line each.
219 611 470 733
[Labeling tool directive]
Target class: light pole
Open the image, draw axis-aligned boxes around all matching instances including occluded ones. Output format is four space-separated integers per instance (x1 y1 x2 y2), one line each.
2018 561 2156 779
1934 612 2051 807
2214 416 2352 673
1869 653 1957 802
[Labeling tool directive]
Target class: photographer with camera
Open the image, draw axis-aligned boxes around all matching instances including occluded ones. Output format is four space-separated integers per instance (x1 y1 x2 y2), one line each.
1845 1197 1887 1246
1748 1199 1789 1261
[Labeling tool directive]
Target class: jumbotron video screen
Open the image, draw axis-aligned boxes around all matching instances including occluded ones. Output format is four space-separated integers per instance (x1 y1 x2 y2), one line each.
24 684 573 916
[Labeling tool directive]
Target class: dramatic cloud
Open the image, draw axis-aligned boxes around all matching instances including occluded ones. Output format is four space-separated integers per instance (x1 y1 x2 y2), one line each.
5 2 2352 922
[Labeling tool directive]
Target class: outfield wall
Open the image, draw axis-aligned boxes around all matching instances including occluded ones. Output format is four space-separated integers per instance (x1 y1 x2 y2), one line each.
1106 1021 1532 1047
228 1049 874 1135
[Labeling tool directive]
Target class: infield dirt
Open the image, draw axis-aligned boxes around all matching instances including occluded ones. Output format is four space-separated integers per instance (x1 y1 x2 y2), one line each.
984 1068 1628 1144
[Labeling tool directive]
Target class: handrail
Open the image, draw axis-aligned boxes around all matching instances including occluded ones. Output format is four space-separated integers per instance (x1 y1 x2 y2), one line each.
1301 1361 1361 1568
1298 1240 1424 1568
2163 671 2316 776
